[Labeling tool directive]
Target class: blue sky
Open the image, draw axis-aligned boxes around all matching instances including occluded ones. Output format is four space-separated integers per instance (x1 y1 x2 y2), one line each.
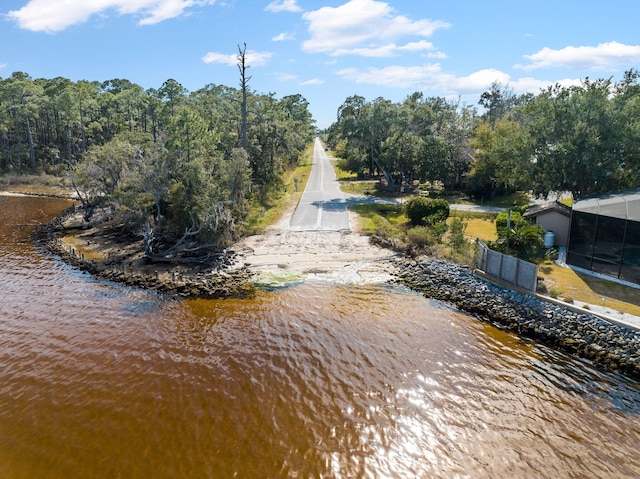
2 0 640 129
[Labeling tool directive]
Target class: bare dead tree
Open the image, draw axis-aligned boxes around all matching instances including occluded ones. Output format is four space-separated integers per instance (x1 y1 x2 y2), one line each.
145 204 234 264
237 43 251 152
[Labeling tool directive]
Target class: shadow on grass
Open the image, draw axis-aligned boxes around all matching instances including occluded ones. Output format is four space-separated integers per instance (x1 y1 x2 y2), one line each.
577 271 640 306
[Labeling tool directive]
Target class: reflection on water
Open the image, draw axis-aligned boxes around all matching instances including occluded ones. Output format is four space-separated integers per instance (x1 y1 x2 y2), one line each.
1 196 640 478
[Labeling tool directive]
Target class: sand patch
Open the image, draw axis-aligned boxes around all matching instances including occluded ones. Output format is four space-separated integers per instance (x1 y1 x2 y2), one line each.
234 207 398 286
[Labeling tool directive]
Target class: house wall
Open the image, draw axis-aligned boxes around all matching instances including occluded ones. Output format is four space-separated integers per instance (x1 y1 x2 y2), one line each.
533 211 570 246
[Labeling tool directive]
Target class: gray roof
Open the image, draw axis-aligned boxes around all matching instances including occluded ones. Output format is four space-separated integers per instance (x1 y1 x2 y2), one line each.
523 201 571 218
572 188 640 221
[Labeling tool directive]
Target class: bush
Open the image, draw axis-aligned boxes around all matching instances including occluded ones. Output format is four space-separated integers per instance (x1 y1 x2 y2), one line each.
404 196 450 226
371 222 406 252
537 279 548 294
406 226 436 248
495 210 527 232
448 218 468 252
404 196 430 226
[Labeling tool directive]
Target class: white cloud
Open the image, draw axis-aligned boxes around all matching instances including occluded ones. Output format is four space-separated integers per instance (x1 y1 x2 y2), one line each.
276 73 324 86
517 41 640 71
300 78 324 86
7 0 216 33
277 73 299 82
506 77 553 93
202 49 273 67
329 40 440 58
335 62 586 99
424 51 447 60
302 0 449 57
0 63 6 71
399 40 438 53
265 0 301 13
452 69 511 91
337 63 447 89
272 32 295 42
336 63 513 93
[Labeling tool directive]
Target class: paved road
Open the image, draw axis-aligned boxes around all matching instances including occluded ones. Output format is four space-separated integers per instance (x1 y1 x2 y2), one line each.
449 204 505 214
290 138 351 231
289 139 505 231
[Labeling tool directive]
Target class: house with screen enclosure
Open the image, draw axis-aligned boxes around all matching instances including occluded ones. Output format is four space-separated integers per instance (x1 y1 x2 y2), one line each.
566 188 640 285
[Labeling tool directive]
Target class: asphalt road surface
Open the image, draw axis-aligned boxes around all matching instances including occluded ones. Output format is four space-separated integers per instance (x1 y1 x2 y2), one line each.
289 138 505 231
290 138 351 232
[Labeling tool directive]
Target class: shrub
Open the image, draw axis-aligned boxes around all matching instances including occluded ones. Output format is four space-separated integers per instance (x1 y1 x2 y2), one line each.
404 196 450 226
448 218 468 252
495 210 527 232
406 226 436 248
442 221 476 265
371 223 406 252
404 196 430 226
537 279 548 294
431 221 449 239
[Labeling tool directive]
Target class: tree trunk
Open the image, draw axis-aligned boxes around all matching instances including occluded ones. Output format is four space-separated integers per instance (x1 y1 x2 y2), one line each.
66 121 73 163
79 103 87 152
372 155 394 191
22 96 36 169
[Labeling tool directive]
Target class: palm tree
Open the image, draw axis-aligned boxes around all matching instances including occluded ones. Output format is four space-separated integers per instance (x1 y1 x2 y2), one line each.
494 225 544 261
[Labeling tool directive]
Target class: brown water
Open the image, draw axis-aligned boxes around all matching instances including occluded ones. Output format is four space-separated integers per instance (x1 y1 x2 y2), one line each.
1 195 640 479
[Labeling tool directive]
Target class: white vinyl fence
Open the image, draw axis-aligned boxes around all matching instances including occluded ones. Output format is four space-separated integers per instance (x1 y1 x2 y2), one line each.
475 239 538 292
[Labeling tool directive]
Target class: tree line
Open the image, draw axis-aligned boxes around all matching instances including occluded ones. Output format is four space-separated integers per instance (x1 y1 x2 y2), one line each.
3 63 639 261
0 58 315 260
326 69 640 200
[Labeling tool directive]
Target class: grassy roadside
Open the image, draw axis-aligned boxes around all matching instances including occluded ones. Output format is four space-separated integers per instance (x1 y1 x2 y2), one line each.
449 210 498 241
242 143 313 234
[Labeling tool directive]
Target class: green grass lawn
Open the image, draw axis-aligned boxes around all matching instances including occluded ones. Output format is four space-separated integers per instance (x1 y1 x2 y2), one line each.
339 181 382 197
350 203 405 232
537 262 640 315
461 219 498 242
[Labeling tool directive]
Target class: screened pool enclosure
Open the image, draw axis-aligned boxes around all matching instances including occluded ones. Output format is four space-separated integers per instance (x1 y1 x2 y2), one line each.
567 189 640 285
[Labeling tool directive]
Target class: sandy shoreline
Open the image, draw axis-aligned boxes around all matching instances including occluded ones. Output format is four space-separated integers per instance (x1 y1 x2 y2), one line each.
0 188 77 199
